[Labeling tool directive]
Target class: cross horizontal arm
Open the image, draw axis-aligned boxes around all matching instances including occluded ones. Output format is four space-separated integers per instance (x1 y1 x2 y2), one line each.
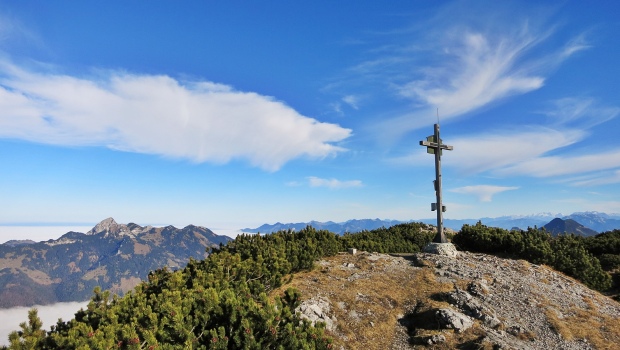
419 141 453 150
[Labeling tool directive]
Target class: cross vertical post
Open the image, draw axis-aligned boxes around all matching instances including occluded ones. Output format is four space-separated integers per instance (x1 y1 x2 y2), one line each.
419 123 453 243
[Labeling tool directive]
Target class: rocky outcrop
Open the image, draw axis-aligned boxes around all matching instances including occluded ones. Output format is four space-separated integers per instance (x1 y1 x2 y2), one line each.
296 297 337 331
434 308 473 332
282 250 620 349
404 251 620 349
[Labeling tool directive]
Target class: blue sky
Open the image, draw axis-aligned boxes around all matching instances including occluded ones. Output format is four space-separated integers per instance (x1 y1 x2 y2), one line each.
0 1 619 238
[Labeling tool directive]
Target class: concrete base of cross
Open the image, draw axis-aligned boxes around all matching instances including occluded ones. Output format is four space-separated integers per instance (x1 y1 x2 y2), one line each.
423 243 458 257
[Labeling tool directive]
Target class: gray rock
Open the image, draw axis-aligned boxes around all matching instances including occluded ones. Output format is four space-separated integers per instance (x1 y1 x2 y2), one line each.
296 297 336 331
435 308 473 332
425 334 446 345
507 325 526 337
423 242 459 257
468 280 490 296
447 289 484 318
481 313 502 328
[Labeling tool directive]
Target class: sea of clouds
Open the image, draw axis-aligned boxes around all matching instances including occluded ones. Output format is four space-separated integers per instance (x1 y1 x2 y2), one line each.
0 301 90 346
0 226 94 244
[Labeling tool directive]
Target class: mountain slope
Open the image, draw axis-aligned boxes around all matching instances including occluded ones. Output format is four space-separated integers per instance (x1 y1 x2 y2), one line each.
566 212 620 232
544 218 599 237
0 218 231 308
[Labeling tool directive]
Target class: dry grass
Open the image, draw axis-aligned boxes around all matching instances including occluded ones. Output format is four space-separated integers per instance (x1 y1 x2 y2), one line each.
110 276 142 294
133 242 151 255
272 252 488 349
82 265 108 281
0 254 26 269
517 260 530 272
543 295 620 349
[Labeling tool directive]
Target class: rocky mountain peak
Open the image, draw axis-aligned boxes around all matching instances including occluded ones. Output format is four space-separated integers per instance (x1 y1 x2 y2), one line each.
87 217 133 236
87 217 118 235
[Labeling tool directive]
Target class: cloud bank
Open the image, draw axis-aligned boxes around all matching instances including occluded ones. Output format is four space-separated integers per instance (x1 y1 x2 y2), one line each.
0 301 90 347
0 61 351 171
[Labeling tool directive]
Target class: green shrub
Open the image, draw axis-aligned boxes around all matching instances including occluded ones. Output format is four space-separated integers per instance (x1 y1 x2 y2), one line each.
6 222 435 349
454 223 612 291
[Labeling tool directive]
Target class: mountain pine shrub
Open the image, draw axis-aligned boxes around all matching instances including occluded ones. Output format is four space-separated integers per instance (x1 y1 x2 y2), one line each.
453 222 612 291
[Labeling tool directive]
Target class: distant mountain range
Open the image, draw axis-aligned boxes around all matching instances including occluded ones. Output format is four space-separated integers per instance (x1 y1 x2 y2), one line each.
0 218 231 308
244 219 404 236
243 211 620 235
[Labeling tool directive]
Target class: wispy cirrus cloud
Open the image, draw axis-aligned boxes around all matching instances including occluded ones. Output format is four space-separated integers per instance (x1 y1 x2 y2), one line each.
446 124 620 182
438 127 585 174
540 97 620 128
450 185 519 202
399 94 620 184
379 24 589 135
397 31 545 118
0 61 351 171
561 170 620 187
334 2 591 137
342 95 360 110
307 176 363 189
498 150 620 178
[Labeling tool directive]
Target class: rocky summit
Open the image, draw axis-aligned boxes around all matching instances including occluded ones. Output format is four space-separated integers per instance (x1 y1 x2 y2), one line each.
0 218 231 308
286 250 620 350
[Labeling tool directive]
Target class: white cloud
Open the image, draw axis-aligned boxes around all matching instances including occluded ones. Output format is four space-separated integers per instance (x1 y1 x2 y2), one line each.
0 61 351 171
541 97 620 128
342 95 360 110
0 13 41 48
352 5 592 137
398 31 545 120
499 150 620 178
448 127 585 174
560 32 591 59
329 102 343 115
570 170 620 187
450 185 518 202
396 106 620 183
307 176 363 189
446 126 620 180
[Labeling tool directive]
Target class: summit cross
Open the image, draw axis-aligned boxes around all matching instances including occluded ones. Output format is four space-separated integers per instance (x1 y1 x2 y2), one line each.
419 123 453 243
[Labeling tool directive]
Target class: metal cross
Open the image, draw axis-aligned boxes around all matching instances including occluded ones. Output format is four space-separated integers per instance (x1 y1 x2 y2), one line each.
419 123 453 243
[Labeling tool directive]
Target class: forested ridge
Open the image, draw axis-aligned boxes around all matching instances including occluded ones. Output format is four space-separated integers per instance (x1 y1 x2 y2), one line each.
5 222 620 349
